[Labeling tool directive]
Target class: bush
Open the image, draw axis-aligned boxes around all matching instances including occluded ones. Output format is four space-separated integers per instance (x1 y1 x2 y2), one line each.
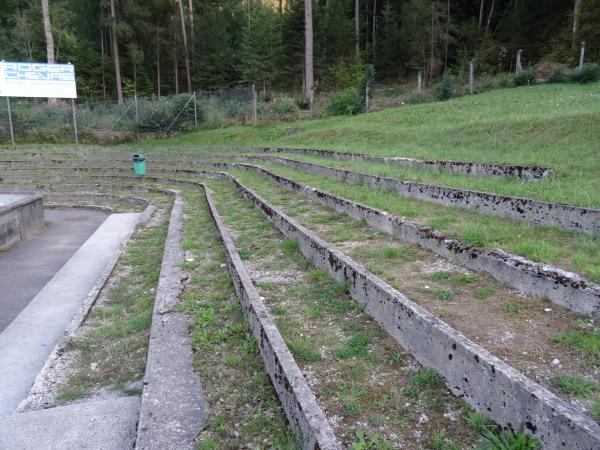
257 97 299 121
548 70 568 83
326 89 363 115
434 72 457 100
513 68 536 86
568 63 600 84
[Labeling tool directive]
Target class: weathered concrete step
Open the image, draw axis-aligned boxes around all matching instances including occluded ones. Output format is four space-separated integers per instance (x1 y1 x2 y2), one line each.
0 396 140 450
0 212 141 415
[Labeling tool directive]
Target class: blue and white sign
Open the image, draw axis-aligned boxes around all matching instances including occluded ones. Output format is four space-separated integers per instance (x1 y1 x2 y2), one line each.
0 62 77 98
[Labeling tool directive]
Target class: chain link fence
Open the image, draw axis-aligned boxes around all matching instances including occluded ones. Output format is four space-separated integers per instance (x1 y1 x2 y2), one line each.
0 85 258 144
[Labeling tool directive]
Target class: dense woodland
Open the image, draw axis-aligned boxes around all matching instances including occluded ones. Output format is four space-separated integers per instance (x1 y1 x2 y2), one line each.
1 0 599 101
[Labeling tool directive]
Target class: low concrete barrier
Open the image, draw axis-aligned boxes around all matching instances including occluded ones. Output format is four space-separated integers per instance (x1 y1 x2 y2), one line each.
244 155 600 235
203 185 342 450
236 164 600 318
136 191 206 450
5 168 599 317
221 173 600 450
0 194 44 248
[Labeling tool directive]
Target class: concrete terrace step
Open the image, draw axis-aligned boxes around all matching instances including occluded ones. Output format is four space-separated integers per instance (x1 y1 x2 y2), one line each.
0 212 141 415
0 396 140 450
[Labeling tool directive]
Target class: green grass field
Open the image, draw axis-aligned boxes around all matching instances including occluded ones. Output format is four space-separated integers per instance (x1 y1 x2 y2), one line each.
155 82 600 208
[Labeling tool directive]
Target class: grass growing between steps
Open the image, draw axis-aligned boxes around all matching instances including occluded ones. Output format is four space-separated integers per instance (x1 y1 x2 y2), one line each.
204 176 481 448
233 164 600 283
270 152 600 209
156 82 600 209
217 168 600 421
177 186 297 450
56 194 171 404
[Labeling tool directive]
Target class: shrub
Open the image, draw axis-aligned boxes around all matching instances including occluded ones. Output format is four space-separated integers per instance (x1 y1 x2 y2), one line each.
258 97 299 121
327 89 363 115
568 63 600 84
434 72 457 100
513 68 536 86
548 70 568 84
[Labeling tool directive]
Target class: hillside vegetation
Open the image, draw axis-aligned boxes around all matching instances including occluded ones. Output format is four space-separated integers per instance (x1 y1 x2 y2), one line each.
160 82 600 208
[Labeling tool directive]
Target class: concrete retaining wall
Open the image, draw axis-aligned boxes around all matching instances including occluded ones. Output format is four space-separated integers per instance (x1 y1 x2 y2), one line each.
234 164 600 318
6 168 599 317
222 173 600 450
136 191 206 450
203 185 342 450
242 146 554 181
244 155 600 235
0 195 44 248
0 146 554 181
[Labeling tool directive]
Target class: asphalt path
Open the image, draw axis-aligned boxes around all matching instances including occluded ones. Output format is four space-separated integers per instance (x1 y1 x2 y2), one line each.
0 208 108 333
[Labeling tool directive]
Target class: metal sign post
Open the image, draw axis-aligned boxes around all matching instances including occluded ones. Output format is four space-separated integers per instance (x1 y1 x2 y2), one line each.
0 61 78 143
71 98 78 144
6 97 14 145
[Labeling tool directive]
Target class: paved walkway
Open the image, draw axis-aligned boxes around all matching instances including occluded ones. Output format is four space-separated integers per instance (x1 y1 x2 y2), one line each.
0 212 141 416
0 209 109 333
0 396 140 450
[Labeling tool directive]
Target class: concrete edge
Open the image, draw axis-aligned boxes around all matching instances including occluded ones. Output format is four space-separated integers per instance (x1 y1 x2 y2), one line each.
0 145 554 180
202 184 342 450
242 155 600 235
7 169 599 316
17 205 155 413
1 162 597 235
135 191 206 450
232 163 600 318
219 172 600 450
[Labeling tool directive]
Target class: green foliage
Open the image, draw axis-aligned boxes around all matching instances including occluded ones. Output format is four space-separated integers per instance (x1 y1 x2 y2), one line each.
474 288 495 300
239 4 283 88
258 98 299 122
403 368 444 398
568 64 600 84
553 375 598 397
288 338 322 362
477 428 541 450
513 68 536 86
552 329 600 366
590 398 600 420
350 430 393 450
467 412 493 433
434 73 457 101
327 89 364 116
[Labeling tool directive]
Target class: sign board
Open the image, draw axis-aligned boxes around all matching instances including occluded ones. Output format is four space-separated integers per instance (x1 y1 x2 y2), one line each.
0 62 77 98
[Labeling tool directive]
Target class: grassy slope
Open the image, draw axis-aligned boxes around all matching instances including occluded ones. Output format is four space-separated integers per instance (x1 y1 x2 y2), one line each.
157 82 600 207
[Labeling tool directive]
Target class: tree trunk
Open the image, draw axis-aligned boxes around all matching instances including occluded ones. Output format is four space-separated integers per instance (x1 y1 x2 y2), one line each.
372 0 377 61
101 27 106 98
571 0 582 52
485 0 495 35
188 0 194 62
478 0 485 29
174 43 179 95
278 0 283 23
41 0 58 105
304 0 314 109
430 0 435 81
444 0 450 70
177 0 192 93
156 25 161 97
355 0 360 58
110 0 124 104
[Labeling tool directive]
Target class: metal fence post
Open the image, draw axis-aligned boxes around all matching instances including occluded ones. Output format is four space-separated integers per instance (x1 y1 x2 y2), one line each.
193 91 198 128
417 71 422 94
365 84 370 113
6 97 15 145
252 85 257 124
71 98 79 144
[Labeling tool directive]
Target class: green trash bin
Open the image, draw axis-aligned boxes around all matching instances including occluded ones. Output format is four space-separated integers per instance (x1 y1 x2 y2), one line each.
133 154 146 176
